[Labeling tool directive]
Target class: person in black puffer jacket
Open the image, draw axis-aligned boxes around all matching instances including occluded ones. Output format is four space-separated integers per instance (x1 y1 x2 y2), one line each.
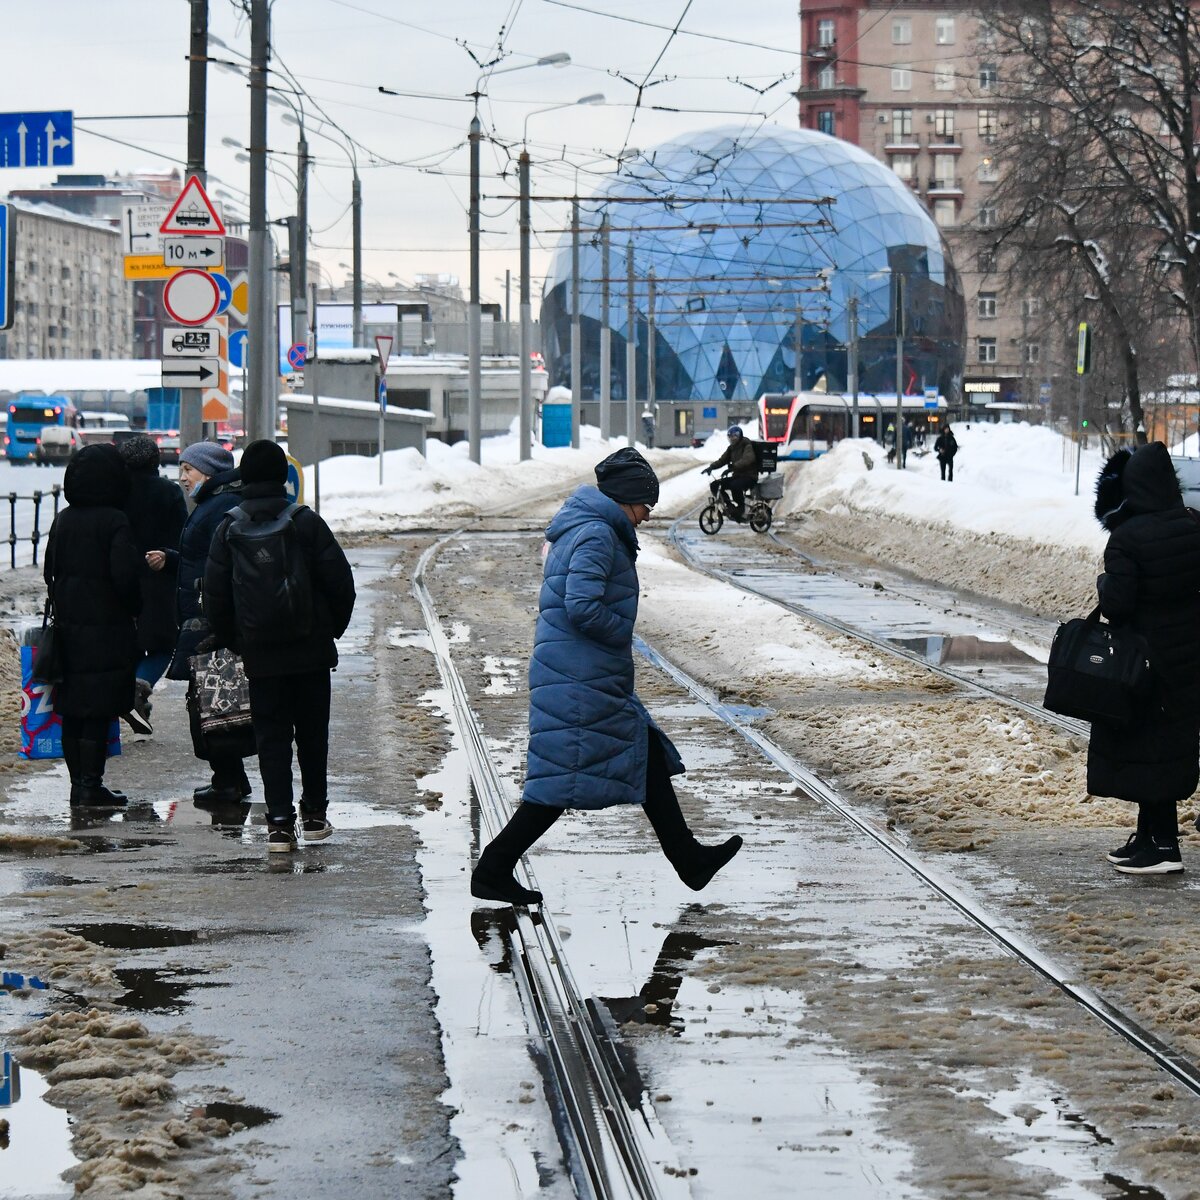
1091 442 1200 874
120 435 187 736
155 440 253 808
204 440 356 853
44 443 141 809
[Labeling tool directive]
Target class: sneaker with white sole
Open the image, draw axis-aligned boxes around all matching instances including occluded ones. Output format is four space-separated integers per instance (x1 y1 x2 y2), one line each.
1106 832 1144 865
266 825 297 853
1113 840 1183 874
301 817 333 842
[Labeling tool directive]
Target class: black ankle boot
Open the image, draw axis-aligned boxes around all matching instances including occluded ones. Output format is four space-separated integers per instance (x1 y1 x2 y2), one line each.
71 739 126 810
643 785 742 891
470 803 563 906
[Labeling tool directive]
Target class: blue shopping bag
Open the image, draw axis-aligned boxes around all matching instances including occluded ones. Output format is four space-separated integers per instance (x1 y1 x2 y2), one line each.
19 645 120 761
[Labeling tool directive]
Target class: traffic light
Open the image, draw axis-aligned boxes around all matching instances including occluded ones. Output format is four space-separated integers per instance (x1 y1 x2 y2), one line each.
1081 418 1089 428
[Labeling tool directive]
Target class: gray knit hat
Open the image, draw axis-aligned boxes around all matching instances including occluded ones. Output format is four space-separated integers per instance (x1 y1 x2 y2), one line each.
118 433 161 471
179 440 234 478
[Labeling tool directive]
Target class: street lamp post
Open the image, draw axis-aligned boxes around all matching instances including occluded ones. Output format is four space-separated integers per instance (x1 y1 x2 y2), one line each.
894 273 905 470
246 0 270 444
467 52 573 464
519 150 532 460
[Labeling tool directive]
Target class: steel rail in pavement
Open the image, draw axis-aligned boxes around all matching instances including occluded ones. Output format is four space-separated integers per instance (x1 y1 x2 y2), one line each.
633 633 1200 1100
414 533 686 1200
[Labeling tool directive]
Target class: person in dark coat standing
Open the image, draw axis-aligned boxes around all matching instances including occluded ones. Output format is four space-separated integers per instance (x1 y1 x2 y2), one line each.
934 425 958 481
119 434 187 736
44 444 141 809
204 440 356 853
471 447 743 906
1091 442 1200 874
154 441 251 807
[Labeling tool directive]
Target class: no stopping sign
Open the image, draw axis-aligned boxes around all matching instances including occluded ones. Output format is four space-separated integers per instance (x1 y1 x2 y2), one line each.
163 269 222 326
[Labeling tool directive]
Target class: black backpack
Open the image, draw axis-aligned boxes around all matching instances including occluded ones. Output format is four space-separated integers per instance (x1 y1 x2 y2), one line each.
224 503 314 644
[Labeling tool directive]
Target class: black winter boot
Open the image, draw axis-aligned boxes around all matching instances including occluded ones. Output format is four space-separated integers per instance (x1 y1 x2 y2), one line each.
471 803 563 905
643 784 742 891
71 739 126 810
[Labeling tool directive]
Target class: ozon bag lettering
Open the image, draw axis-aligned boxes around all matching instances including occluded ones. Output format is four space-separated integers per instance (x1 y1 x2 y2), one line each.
224 503 313 644
1043 606 1153 725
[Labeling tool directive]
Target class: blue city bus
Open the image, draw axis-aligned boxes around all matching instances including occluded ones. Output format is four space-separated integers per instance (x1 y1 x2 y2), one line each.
5 395 75 463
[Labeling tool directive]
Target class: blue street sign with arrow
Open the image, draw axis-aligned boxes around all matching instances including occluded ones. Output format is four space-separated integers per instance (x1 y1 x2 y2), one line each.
0 205 11 331
0 111 73 168
228 328 248 369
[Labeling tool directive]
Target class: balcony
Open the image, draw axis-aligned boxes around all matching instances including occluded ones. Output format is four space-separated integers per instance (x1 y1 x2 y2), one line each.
806 41 836 59
927 134 963 151
927 178 964 196
884 139 920 153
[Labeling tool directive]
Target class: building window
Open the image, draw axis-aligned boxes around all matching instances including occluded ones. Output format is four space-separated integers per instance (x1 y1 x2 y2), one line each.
978 108 999 139
978 337 997 363
891 109 913 139
817 18 835 46
934 64 955 91
977 292 997 319
891 154 916 181
933 199 957 228
1025 109 1043 132
818 64 836 89
979 63 998 91
1022 296 1042 317
330 440 379 457
978 155 1000 182
933 154 957 188
978 205 997 227
977 23 996 50
892 64 912 91
934 108 955 137
1025 342 1041 364
817 109 835 135
892 17 912 44
935 16 956 45
978 248 997 273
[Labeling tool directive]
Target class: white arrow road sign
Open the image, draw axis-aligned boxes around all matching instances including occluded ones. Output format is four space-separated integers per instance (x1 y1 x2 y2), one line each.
163 236 224 269
121 204 170 256
161 359 219 389
162 325 220 358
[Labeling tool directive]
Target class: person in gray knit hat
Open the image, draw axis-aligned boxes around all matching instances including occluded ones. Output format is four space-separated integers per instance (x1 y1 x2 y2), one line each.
178 440 234 478
119 435 187 735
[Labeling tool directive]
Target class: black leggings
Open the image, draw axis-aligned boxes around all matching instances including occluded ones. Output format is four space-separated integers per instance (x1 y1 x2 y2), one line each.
60 715 111 742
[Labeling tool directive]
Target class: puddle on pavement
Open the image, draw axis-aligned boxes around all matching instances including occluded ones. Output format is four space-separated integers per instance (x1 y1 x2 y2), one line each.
201 1099 278 1129
0 1050 76 1198
64 923 200 950
481 655 520 696
1102 1175 1166 1199
387 625 434 651
114 967 226 1013
892 634 1038 667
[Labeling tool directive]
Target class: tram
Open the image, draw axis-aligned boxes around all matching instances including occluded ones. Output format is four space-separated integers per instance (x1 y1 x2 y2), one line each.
758 391 946 459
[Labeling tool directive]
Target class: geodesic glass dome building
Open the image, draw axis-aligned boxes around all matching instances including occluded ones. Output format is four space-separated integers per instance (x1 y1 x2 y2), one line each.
541 125 964 404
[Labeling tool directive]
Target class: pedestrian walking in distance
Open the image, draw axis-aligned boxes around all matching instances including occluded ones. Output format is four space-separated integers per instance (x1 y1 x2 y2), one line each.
471 447 743 906
204 440 356 854
157 441 254 809
120 434 187 736
1092 443 1200 874
934 425 958 482
44 444 141 810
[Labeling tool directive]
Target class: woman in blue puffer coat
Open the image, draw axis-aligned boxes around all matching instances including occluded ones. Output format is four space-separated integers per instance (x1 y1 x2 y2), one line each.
471 447 743 906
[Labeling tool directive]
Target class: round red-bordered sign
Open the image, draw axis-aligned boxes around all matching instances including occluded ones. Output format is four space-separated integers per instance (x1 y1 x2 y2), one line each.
163 269 221 326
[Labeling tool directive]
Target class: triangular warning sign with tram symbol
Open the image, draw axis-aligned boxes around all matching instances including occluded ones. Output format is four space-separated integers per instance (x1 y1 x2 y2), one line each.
159 176 226 236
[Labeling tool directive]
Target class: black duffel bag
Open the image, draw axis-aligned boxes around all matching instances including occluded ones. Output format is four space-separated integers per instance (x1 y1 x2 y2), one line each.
1044 606 1153 725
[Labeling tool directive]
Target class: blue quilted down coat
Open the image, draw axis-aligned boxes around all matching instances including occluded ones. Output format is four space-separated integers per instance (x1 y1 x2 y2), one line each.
523 485 684 809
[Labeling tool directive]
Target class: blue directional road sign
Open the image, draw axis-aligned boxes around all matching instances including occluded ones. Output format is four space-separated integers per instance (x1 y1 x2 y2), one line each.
0 205 11 331
211 272 233 316
0 111 73 168
228 328 249 369
378 376 387 412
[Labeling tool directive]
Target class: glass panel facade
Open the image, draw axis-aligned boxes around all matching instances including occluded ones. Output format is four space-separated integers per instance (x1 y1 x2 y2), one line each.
542 126 965 404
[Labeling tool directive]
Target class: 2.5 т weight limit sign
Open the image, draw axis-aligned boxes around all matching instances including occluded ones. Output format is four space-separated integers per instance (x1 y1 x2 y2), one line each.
163 269 221 326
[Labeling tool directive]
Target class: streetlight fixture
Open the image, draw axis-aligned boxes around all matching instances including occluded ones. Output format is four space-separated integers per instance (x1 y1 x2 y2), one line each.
467 52 572 465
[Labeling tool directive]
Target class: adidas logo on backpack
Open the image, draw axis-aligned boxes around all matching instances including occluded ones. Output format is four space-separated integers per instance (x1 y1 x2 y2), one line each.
225 503 313 643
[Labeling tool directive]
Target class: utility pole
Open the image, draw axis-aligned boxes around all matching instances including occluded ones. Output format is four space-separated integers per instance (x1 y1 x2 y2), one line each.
518 150 532 461
894 273 905 470
647 270 657 418
793 302 804 396
467 114 482 463
848 295 859 438
599 215 611 440
245 0 270 443
570 196 581 449
351 170 362 348
182 0 208 452
625 240 636 446
291 129 309 362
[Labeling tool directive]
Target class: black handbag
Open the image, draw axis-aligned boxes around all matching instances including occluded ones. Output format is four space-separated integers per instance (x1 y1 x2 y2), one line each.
1043 606 1153 725
189 647 253 734
30 598 65 686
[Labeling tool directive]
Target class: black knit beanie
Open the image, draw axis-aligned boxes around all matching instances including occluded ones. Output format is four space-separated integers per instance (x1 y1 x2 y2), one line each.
238 439 288 485
118 434 161 471
594 447 659 507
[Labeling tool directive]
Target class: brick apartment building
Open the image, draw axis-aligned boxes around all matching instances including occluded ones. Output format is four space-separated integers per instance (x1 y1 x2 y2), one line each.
798 1 1046 412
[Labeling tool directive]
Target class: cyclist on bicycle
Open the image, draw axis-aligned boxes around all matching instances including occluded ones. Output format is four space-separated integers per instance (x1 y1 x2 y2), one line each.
702 426 759 522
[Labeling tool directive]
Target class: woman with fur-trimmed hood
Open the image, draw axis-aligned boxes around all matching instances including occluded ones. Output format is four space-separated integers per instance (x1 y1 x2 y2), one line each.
1091 442 1200 873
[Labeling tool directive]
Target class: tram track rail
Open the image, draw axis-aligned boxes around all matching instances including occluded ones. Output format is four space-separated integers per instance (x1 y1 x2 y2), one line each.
413 532 687 1200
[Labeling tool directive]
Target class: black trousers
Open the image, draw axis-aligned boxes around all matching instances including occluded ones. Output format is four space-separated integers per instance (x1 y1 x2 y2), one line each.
248 669 332 825
710 474 756 517
60 715 111 743
940 456 953 481
187 686 251 791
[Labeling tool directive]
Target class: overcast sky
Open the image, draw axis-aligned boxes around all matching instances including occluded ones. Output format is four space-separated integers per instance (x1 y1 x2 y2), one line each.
5 1 801 304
